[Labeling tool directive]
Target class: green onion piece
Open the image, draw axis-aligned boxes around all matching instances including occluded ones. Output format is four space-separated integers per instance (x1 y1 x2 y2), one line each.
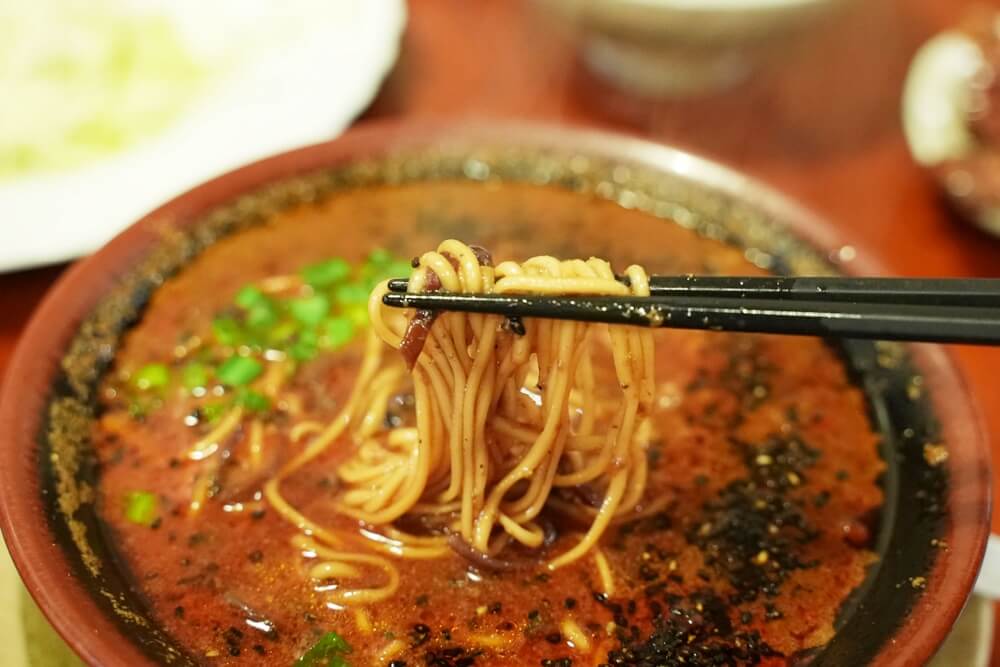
363 258 412 289
294 631 352 667
133 363 170 391
200 402 227 424
320 317 355 350
366 248 393 267
289 338 318 362
128 400 148 420
384 260 413 281
216 356 263 386
124 491 158 526
301 258 351 288
211 317 244 346
268 319 298 344
341 304 369 328
181 362 209 390
236 389 271 413
234 284 267 309
334 282 368 306
246 301 278 330
290 294 330 326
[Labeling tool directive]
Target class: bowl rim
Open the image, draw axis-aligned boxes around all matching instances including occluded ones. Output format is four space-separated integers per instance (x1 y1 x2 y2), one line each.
0 119 991 666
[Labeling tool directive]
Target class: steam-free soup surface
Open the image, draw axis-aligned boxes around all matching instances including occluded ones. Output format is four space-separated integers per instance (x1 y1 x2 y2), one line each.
93 182 883 666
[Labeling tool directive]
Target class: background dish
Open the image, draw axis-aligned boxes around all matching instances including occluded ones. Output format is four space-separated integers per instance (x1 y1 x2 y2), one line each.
0 0 405 273
0 122 989 666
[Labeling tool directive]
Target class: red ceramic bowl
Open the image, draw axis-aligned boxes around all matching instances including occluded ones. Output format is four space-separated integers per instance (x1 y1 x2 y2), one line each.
0 121 990 666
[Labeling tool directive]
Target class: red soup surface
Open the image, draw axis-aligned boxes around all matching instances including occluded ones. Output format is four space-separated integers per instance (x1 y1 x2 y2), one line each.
92 182 883 666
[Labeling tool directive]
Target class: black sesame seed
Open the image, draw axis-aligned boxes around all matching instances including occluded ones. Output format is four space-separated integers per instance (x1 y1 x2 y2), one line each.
564 598 577 610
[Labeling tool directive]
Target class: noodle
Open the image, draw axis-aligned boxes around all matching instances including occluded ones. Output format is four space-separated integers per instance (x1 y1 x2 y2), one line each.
265 240 657 606
561 618 592 652
594 548 616 597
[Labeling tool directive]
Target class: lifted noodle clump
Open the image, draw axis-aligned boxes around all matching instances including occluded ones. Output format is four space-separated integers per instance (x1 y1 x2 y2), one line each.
266 240 658 604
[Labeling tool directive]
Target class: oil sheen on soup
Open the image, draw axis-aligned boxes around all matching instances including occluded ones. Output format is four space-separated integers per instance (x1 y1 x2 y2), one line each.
92 182 884 666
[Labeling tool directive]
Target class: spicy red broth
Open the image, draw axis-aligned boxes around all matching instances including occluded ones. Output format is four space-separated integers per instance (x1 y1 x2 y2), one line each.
91 182 883 666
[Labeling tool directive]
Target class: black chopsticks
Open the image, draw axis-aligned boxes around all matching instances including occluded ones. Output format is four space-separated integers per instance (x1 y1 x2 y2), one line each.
382 277 1000 345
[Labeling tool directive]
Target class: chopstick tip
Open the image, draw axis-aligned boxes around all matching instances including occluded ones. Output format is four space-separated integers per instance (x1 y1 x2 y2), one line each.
387 278 409 293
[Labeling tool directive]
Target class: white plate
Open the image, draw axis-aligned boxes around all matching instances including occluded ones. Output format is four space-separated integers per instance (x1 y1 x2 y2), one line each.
0 0 406 273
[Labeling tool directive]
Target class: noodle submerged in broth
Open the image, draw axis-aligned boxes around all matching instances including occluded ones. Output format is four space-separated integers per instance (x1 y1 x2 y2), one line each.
91 183 884 666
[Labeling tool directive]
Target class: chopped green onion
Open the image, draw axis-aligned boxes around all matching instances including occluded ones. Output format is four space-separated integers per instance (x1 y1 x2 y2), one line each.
320 317 355 350
246 301 278 330
200 402 228 424
367 248 393 267
211 317 243 346
342 304 369 328
290 295 330 326
301 258 351 288
268 319 298 344
181 362 209 390
234 284 268 309
133 363 170 390
124 491 158 526
216 356 263 386
363 257 411 289
334 282 368 305
385 260 413 279
289 338 318 362
294 631 352 667
236 389 271 413
128 399 149 420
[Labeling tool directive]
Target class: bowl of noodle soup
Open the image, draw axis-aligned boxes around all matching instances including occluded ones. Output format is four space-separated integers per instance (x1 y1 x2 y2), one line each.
0 121 989 666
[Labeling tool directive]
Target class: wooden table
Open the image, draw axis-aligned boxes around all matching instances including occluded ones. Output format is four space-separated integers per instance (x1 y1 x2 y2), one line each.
1 0 998 660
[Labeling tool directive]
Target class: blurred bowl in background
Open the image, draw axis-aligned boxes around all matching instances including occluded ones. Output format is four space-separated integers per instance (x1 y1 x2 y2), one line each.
536 0 854 97
903 10 1000 238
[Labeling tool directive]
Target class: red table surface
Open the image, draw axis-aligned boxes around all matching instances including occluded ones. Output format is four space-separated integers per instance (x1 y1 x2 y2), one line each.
1 0 998 661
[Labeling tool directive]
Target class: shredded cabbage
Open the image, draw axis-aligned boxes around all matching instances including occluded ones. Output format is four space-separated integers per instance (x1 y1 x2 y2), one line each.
0 0 207 179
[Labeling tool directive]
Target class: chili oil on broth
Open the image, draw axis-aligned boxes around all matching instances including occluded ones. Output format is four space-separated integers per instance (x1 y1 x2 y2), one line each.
91 182 884 666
